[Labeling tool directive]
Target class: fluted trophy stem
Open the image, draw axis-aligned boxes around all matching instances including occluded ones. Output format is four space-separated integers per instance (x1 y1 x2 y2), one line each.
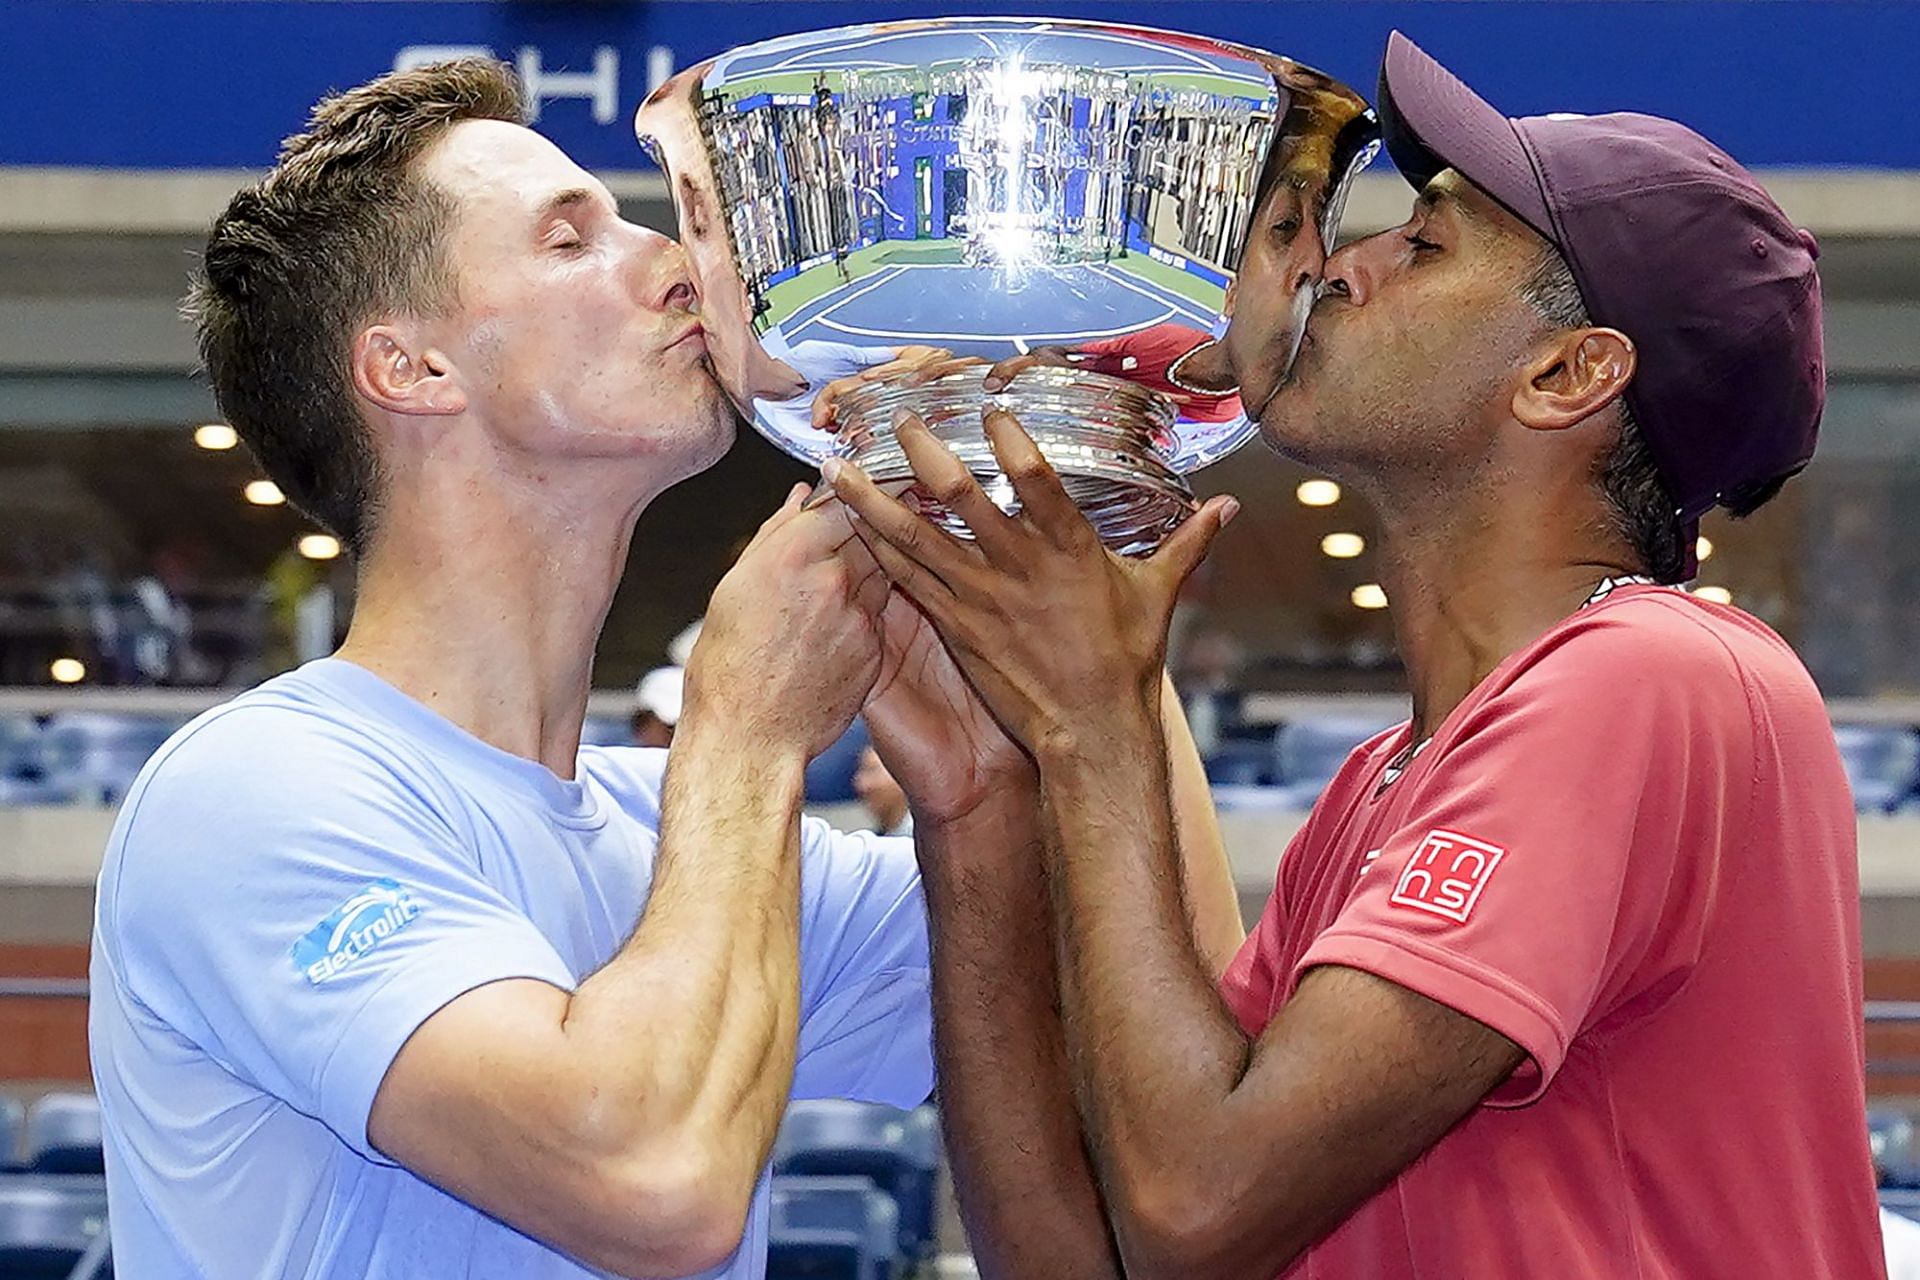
834 364 1195 557
636 18 1379 554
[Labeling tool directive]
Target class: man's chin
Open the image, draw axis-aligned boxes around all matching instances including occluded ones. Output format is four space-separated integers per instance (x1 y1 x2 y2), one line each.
1251 381 1323 462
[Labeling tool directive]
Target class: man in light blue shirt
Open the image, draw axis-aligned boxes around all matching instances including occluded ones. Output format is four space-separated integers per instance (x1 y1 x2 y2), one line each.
92 663 927 1278
87 57 966 1279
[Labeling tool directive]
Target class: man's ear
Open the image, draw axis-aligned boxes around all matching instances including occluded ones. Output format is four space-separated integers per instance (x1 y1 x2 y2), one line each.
351 324 466 417
1512 327 1637 433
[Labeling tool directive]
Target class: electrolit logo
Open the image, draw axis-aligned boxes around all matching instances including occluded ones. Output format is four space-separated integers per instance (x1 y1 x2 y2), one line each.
291 878 423 985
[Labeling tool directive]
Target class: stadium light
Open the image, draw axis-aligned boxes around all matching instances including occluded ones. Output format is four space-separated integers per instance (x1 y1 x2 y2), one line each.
1696 536 1715 562
1321 532 1365 559
50 658 86 684
1694 585 1733 605
1296 479 1341 507
245 479 285 506
1351 583 1388 610
194 423 238 451
298 534 342 561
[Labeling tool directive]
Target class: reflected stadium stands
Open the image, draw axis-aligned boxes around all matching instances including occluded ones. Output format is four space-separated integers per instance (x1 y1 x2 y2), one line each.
4 709 1920 814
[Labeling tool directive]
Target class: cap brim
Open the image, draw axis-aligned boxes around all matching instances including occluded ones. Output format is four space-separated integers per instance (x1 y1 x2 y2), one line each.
1379 32 1555 239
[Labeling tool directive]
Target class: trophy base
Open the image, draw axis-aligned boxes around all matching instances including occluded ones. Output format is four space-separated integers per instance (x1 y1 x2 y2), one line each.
832 365 1198 557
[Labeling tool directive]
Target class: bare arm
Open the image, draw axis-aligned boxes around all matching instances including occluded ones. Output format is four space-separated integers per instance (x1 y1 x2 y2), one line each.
916 697 1236 1279
913 791 1125 1280
369 738 807 1275
367 493 889 1277
859 586 1236 1277
1039 714 1522 1278
1160 671 1247 976
827 412 1519 1279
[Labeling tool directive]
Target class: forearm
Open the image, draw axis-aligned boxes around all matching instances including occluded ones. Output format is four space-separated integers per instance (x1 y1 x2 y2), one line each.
1039 705 1253 1217
917 791 1124 1280
560 724 805 1182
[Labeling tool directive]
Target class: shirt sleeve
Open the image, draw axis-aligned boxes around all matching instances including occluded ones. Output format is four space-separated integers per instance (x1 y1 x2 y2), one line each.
1295 614 1752 1105
790 818 933 1109
102 705 578 1162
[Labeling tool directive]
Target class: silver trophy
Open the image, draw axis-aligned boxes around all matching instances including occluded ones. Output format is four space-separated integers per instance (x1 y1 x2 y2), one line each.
636 17 1377 554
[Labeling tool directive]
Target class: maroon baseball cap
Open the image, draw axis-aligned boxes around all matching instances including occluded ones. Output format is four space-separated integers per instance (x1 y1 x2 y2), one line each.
1376 32 1825 576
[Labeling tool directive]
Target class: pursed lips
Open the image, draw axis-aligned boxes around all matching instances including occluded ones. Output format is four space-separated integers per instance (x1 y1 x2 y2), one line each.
665 320 706 353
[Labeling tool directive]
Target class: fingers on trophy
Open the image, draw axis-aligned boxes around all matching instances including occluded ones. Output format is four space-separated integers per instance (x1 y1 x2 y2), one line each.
636 18 1379 556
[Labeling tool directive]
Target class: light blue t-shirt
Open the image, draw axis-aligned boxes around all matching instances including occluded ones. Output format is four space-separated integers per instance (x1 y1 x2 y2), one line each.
89 658 933 1279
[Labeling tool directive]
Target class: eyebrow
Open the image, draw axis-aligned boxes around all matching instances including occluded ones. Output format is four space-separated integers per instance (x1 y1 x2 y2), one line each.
534 187 605 225
1418 182 1486 227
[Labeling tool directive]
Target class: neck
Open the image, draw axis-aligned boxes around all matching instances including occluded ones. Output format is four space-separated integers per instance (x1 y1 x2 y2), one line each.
1366 471 1641 742
336 432 664 780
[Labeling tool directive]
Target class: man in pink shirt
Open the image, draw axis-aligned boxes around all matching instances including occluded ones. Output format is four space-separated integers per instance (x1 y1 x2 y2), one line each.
829 31 1882 1280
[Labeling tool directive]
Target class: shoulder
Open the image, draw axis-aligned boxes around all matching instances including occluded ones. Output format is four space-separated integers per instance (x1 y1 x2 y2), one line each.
125 683 418 821
1499 589 1797 716
102 680 462 921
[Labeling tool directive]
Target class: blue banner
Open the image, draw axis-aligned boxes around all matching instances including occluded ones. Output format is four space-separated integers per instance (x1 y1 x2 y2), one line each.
2 1 1916 170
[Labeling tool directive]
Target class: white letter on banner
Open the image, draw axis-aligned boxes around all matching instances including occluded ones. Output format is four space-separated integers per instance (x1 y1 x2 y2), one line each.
394 44 495 73
517 46 620 125
647 45 676 96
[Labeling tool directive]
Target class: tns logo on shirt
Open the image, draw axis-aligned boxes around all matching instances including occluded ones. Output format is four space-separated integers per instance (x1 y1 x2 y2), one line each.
1388 830 1506 924
291 877 423 985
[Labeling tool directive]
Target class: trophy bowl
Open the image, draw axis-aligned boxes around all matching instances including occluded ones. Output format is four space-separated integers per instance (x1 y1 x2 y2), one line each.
637 17 1378 554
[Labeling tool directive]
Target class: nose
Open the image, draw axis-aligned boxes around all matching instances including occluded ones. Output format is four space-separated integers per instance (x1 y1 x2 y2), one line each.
1322 232 1385 307
1287 217 1329 302
637 229 697 312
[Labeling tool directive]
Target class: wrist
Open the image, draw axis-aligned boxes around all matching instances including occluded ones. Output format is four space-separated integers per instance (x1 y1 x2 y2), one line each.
913 780 1045 870
1034 699 1163 776
671 717 809 804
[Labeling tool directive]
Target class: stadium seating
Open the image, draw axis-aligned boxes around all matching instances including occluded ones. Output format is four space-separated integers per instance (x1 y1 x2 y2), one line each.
1203 736 1273 787
774 1101 940 1271
23 1095 102 1176
6 708 1920 814
1269 715 1402 809
769 1175 900 1280
0 1098 22 1172
0 1175 110 1280
1837 725 1920 814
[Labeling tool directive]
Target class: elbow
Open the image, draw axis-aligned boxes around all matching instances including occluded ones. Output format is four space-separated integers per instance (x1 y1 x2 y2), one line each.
578 1142 757 1278
1109 1167 1301 1280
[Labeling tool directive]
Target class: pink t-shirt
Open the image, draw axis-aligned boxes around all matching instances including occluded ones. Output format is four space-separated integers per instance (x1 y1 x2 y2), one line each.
1220 585 1884 1278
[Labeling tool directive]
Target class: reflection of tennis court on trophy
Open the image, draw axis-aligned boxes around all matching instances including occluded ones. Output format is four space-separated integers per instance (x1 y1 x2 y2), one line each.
699 16 1274 362
768 253 1220 362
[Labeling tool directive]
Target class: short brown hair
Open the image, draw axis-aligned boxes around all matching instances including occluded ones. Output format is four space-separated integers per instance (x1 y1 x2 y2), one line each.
183 59 525 556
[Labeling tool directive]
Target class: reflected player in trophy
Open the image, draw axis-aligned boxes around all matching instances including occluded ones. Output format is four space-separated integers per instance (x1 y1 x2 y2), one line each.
985 286 1243 425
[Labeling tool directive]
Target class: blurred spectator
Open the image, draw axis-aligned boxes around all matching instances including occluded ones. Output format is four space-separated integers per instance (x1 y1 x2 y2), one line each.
631 666 683 748
1173 627 1247 758
666 618 703 667
852 746 911 837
